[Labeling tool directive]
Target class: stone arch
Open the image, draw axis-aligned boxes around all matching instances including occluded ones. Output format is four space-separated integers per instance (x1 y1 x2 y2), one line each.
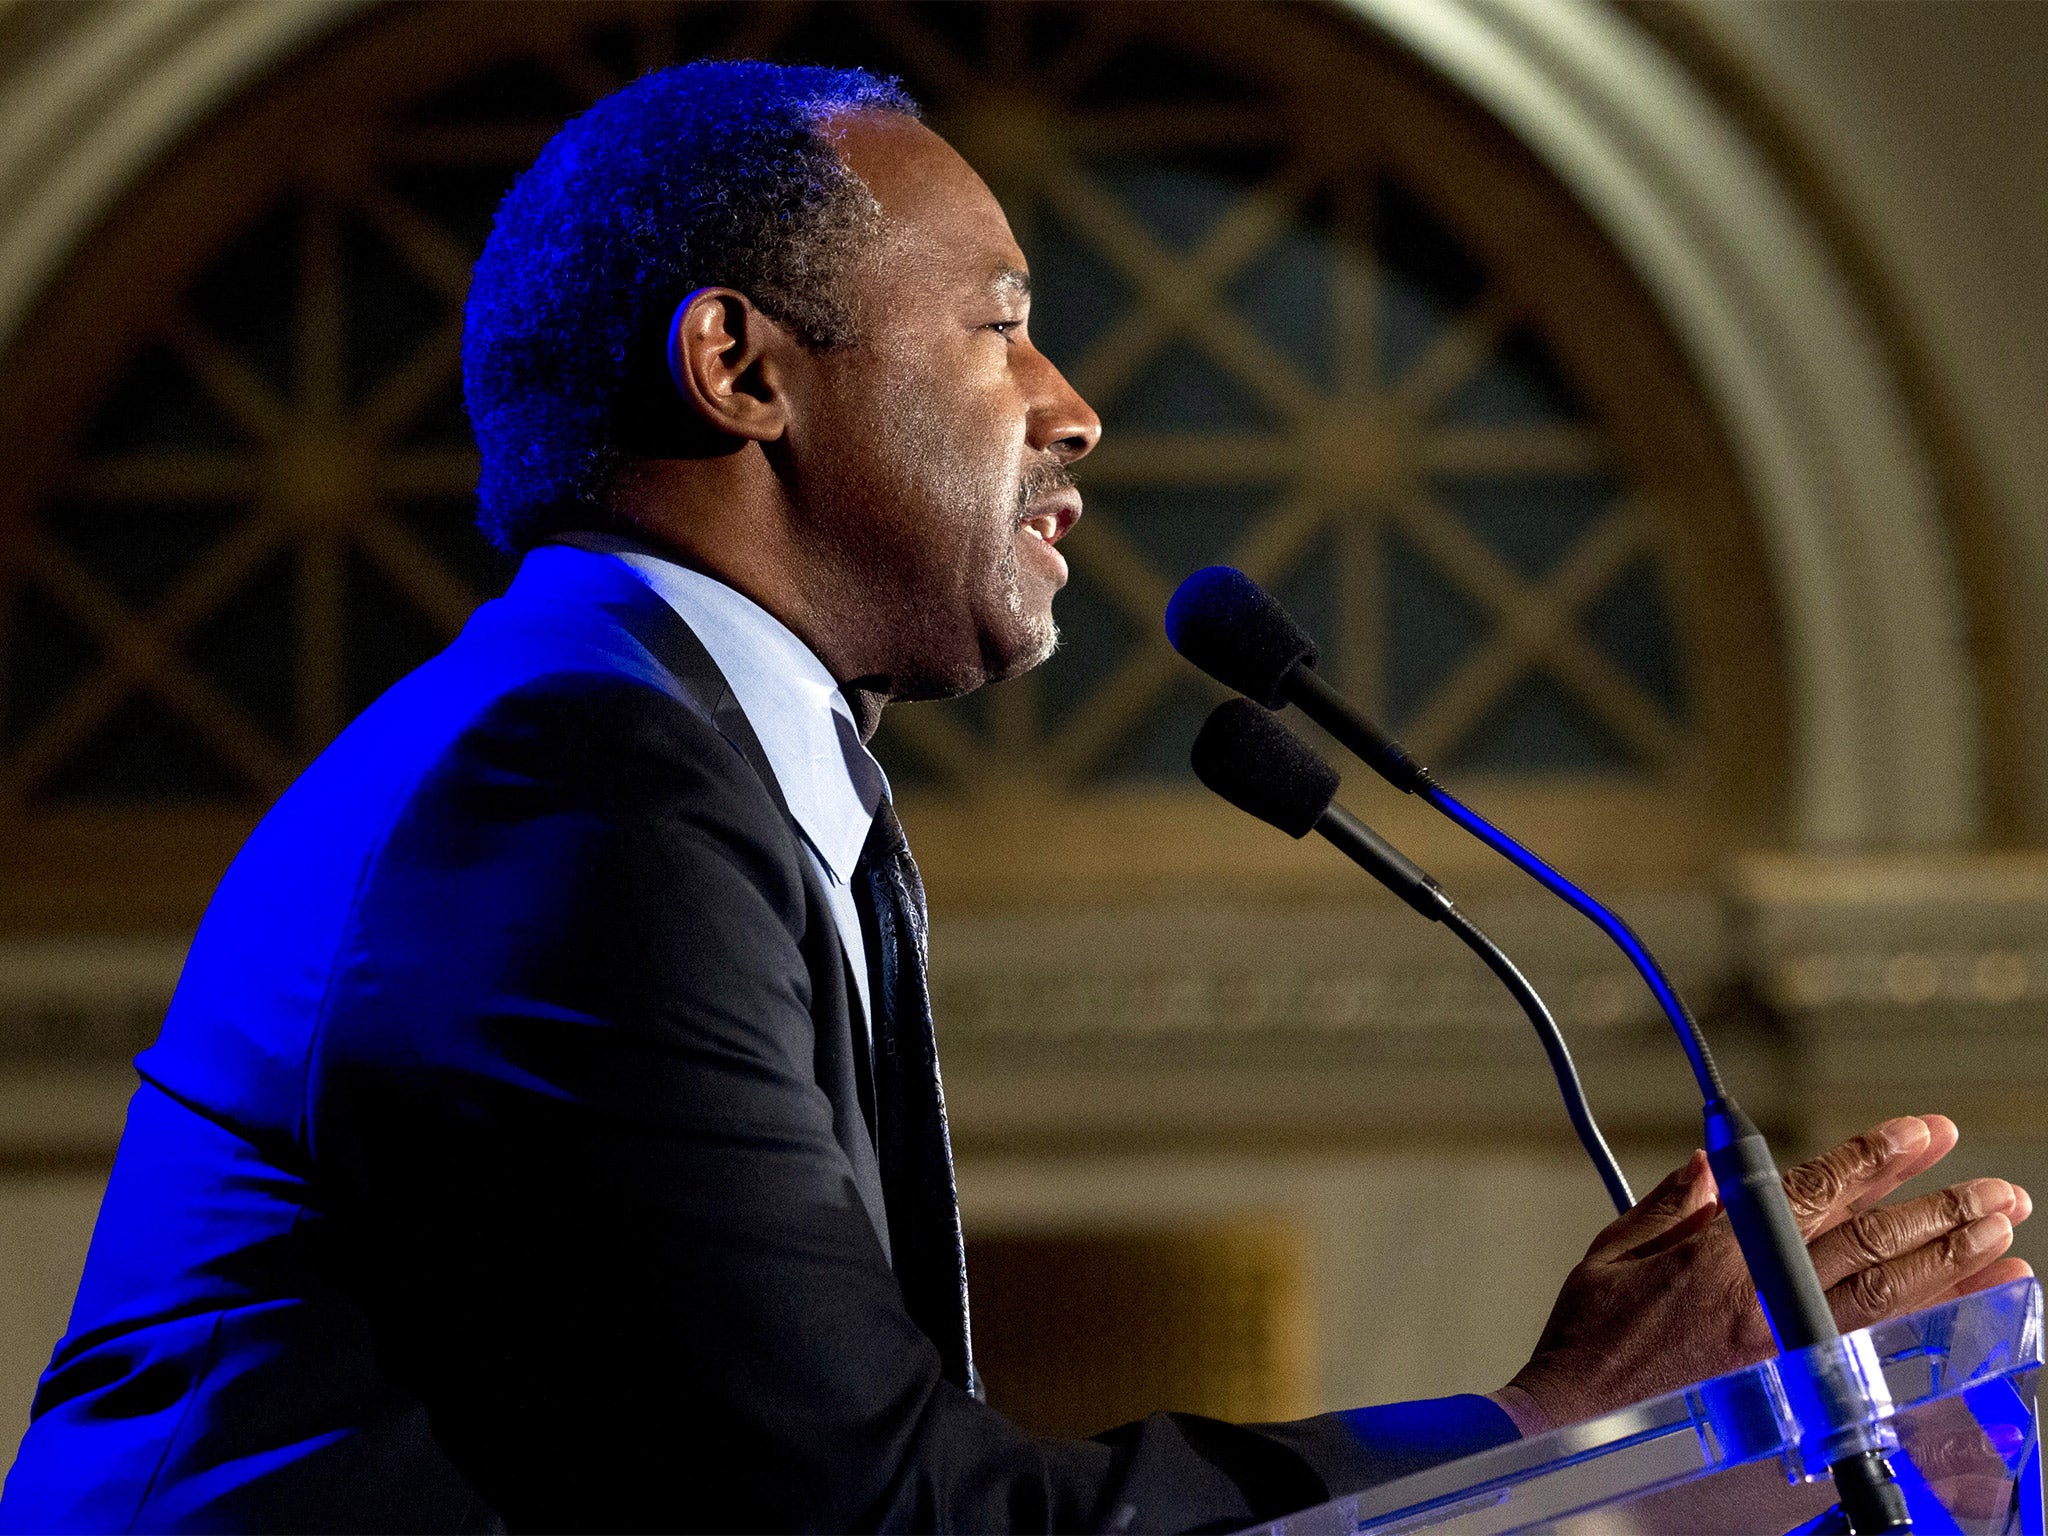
0 0 1982 852
1340 0 1981 852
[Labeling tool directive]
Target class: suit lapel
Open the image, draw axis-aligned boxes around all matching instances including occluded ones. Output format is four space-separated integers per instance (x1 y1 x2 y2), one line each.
517 551 895 1260
601 579 791 818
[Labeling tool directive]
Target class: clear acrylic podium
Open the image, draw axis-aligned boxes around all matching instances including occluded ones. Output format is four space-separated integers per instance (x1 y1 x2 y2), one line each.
1247 1279 2043 1536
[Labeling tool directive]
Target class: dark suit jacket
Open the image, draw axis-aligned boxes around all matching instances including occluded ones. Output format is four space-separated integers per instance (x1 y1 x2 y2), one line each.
0 546 1517 1533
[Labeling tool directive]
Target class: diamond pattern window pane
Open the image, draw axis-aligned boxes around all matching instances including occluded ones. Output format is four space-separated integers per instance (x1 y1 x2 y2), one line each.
0 0 1699 818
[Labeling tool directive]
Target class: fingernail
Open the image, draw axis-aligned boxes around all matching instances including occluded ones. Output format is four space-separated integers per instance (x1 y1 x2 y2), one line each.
1963 1179 2016 1218
1966 1213 2014 1254
1989 1423 2026 1458
1881 1117 1929 1154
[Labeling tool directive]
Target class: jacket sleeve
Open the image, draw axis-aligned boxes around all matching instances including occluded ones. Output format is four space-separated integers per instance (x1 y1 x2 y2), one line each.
307 670 1516 1533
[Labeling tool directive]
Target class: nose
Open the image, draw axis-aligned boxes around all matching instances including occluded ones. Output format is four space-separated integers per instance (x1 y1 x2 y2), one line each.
1024 348 1101 466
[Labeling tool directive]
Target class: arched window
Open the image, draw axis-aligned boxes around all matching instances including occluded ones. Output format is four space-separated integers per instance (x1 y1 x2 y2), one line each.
0 0 1786 927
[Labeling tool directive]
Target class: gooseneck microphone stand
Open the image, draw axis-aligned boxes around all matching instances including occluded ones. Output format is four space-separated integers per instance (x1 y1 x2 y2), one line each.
1193 698 1635 1216
1167 566 1913 1534
1431 900 1636 1218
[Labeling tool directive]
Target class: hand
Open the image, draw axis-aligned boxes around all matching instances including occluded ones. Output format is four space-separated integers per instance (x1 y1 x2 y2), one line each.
1499 1115 2033 1433
1897 1393 2028 1523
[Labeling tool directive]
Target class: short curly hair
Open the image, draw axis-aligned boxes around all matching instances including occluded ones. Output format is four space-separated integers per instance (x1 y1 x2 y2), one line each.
462 60 919 552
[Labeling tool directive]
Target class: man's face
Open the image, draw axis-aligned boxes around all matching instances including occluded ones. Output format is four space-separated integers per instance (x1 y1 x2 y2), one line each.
779 112 1101 701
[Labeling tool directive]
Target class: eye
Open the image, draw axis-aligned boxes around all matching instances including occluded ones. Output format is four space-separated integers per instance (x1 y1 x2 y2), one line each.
984 320 1023 338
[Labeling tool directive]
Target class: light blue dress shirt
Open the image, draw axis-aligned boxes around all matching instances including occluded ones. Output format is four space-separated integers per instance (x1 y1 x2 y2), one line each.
557 533 887 1039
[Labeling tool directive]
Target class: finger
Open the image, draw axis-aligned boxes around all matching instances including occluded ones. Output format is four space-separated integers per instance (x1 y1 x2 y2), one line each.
1911 1426 2015 1482
1809 1179 2018 1290
1624 1191 1724 1262
1591 1150 1715 1261
1828 1213 2015 1332
2013 1185 2033 1225
1924 1475 2017 1523
1784 1117 1932 1236
1930 1255 2033 1306
1847 1114 1958 1211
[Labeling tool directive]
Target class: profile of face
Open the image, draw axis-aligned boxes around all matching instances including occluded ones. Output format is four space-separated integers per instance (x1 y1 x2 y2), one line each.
777 112 1102 700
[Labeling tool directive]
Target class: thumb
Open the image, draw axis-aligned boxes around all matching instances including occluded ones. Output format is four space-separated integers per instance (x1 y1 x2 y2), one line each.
1589 1150 1717 1261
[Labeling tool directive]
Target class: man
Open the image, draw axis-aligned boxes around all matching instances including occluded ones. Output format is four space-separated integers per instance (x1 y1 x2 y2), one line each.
1 61 2030 1534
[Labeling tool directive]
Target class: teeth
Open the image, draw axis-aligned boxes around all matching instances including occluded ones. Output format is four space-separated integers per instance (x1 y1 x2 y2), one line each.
1025 513 1058 542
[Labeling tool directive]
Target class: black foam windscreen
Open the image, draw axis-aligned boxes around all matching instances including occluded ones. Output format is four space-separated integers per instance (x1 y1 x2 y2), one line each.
1190 698 1339 839
1163 566 1318 709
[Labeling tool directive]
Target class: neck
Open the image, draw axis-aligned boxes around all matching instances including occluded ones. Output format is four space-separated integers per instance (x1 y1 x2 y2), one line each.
841 684 887 742
608 457 887 726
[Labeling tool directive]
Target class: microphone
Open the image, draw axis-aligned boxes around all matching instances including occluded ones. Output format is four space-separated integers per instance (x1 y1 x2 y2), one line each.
1171 570 1911 1534
1192 698 1634 1215
1167 566 1430 793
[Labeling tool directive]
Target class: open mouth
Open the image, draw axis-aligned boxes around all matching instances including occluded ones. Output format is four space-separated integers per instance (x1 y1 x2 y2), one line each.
1019 492 1081 546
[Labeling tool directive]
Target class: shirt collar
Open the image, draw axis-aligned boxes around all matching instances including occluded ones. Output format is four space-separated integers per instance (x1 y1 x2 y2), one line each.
556 533 888 884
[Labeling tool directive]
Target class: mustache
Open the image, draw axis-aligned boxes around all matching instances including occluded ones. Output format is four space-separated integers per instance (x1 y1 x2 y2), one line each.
1015 462 1077 514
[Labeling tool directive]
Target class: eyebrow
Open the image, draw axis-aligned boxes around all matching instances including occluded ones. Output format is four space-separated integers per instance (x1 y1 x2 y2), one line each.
990 266 1030 300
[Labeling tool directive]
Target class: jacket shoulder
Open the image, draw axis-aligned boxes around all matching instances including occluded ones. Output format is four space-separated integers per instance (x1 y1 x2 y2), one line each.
142 577 813 1150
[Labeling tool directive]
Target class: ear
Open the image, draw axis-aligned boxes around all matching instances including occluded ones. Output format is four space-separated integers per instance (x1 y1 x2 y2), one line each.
666 287 789 443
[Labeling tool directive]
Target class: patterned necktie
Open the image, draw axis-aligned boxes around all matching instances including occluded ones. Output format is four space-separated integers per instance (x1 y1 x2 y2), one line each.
853 799 976 1396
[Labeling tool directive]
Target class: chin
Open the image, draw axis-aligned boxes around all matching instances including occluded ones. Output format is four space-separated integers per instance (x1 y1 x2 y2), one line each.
888 624 1055 703
986 626 1057 683
884 581 1058 700
982 603 1059 684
